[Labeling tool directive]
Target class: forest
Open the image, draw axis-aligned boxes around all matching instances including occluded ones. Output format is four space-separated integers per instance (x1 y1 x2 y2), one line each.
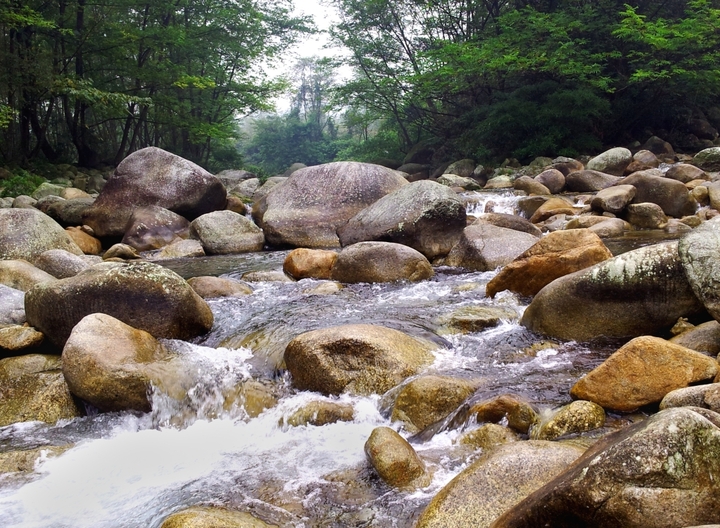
1 0 720 178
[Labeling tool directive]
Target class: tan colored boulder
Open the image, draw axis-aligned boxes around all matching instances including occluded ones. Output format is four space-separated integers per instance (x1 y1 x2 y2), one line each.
665 163 709 183
241 270 294 283
529 197 577 223
65 226 102 255
283 248 338 279
660 383 720 412
491 407 720 528
190 210 264 255
416 441 584 528
256 162 407 248
0 259 56 291
590 184 636 214
33 249 90 278
62 313 180 412
0 354 82 426
154 238 205 259
531 400 605 440
25 261 213 348
534 168 565 194
473 213 542 237
625 202 668 228
284 324 435 395
486 229 612 298
0 208 83 260
330 242 433 283
521 242 705 341
187 276 253 298
391 375 479 433
513 176 550 195
621 171 697 218
570 336 718 412
0 325 44 352
364 426 429 488
466 394 538 434
103 243 141 260
565 170 622 192
437 306 517 334
284 400 355 427
457 423 519 450
160 507 276 528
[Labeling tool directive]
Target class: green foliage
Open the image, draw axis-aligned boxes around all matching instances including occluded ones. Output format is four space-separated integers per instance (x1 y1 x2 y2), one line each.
0 168 45 197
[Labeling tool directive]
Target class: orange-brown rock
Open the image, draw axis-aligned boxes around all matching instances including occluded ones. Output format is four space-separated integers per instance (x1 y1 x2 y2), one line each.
467 394 538 434
65 226 102 255
529 197 577 223
283 248 338 280
486 229 612 298
570 336 718 412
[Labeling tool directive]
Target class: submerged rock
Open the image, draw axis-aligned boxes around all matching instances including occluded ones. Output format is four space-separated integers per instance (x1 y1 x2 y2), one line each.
284 324 436 396
492 407 720 528
521 242 704 341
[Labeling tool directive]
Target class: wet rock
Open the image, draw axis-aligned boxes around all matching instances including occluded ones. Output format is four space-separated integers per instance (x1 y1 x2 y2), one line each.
103 243 141 260
570 336 718 412
693 146 720 171
33 249 90 278
0 208 83 260
0 325 44 352
679 218 720 322
437 306 517 333
187 276 253 298
0 445 71 475
284 324 435 396
416 441 584 528
457 423 519 450
534 168 565 194
486 229 612 298
528 197 577 223
11 195 37 209
0 354 82 426
473 213 543 238
516 196 550 219
364 426 429 488
586 147 633 176
330 241 433 283
586 218 627 238
337 180 467 259
83 147 227 237
0 284 25 324
625 202 668 229
121 206 190 251
565 170 622 192
285 400 355 427
25 261 213 348
531 400 605 440
621 171 697 218
154 238 205 259
665 163 709 183
252 176 287 202
513 176 550 195
670 320 720 355
391 375 479 433
283 248 338 280
437 173 482 190
190 210 264 255
62 313 179 412
0 259 56 291
65 226 102 255
444 224 538 272
160 506 277 528
301 281 342 295
590 184 636 214
467 394 538 434
521 242 704 341
660 383 720 412
491 407 720 528
241 270 294 283
256 162 407 248
483 175 513 189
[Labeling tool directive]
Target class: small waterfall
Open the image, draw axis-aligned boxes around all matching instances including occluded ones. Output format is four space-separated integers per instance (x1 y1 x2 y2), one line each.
464 190 521 217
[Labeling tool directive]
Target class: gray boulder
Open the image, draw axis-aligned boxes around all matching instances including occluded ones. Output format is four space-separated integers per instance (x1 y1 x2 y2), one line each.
0 284 25 324
121 206 190 251
621 171 697 218
337 180 466 259
444 224 538 271
534 168 565 194
565 170 622 192
330 241 433 283
521 242 705 341
44 197 95 226
190 210 264 255
33 249 90 278
665 163 709 183
586 147 633 175
693 147 720 172
0 208 83 260
590 184 636 214
82 147 227 237
679 217 720 322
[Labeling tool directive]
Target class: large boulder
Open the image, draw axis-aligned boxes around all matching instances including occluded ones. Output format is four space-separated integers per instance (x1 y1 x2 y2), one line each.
665 163 709 183
416 441 585 528
586 147 633 176
570 336 718 412
565 170 622 192
190 210 264 255
534 169 565 194
33 249 90 279
82 147 227 237
62 313 180 412
25 261 213 348
283 248 338 280
256 162 407 248
283 324 436 395
590 184 636 214
364 426 429 488
473 213 543 238
693 146 720 172
337 180 466 259
679 218 720 322
444 224 539 271
620 171 697 218
486 229 612 298
0 208 83 260
521 242 705 341
0 354 82 426
0 259 56 291
121 206 190 251
491 407 720 528
330 242 433 283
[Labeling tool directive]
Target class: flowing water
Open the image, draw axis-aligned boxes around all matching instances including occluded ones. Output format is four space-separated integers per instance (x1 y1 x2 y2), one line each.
0 191 658 527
